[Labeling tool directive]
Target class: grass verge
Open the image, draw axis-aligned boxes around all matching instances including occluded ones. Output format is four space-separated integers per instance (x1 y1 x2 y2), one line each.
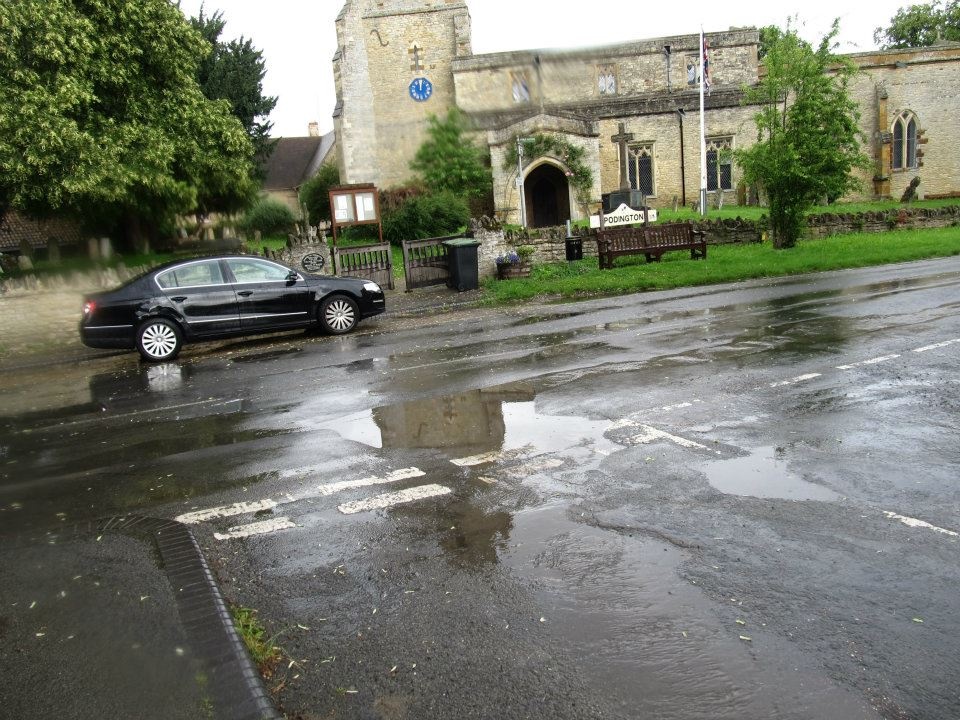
482 226 960 304
230 605 283 675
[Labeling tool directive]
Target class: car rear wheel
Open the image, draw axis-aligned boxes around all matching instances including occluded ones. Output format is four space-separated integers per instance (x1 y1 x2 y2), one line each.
137 318 183 361
319 294 359 335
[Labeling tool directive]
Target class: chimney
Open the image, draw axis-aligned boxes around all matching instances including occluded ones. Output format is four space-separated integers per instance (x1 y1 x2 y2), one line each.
308 122 320 137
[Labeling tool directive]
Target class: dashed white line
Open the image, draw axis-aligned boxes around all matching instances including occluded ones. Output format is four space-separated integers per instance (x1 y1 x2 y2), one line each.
836 355 900 370
214 517 296 540
883 511 959 537
177 499 278 524
770 373 822 388
313 467 425 496
912 338 960 353
338 484 452 515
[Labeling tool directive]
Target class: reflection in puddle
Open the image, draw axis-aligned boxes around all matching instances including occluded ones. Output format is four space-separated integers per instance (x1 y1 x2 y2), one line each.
323 385 617 459
702 446 838 501
144 363 183 392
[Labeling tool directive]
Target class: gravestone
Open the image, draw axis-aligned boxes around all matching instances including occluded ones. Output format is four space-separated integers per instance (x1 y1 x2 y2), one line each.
47 237 61 263
900 176 921 203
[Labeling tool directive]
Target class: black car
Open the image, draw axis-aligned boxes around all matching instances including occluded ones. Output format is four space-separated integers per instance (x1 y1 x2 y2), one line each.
80 255 386 361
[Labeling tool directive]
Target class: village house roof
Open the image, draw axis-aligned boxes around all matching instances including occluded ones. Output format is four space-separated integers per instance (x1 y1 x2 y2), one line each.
263 132 335 192
0 212 82 252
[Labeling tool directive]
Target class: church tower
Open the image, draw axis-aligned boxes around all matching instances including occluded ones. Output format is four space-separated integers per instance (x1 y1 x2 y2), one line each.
333 1 472 187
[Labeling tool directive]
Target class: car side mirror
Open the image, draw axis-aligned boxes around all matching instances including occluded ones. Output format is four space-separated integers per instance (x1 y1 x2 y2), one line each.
286 271 299 282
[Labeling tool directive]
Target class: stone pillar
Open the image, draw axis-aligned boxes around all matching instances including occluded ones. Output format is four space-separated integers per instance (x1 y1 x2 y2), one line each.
99 236 113 260
88 237 101 259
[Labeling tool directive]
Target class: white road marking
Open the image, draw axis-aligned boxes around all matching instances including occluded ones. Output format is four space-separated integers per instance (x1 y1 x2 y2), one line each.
631 425 719 453
176 499 278 524
883 511 959 537
498 458 565 480
609 400 701 430
770 373 822 388
451 451 503 467
313 467 425 496
338 484 452 515
214 517 296 540
178 468 425 527
836 355 900 370
912 338 960 353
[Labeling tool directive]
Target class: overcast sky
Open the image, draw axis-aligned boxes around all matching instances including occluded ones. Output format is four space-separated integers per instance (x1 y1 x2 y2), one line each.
174 0 910 138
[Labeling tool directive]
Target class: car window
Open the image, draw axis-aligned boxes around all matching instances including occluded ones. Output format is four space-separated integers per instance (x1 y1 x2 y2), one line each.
226 258 292 283
156 260 225 289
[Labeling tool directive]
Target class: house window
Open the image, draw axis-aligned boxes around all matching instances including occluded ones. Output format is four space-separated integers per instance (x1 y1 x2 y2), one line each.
892 111 919 170
598 65 617 96
706 137 733 191
511 72 530 103
628 143 655 197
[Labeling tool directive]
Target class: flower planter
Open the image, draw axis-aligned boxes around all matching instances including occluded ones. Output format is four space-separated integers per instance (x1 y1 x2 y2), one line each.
496 263 531 280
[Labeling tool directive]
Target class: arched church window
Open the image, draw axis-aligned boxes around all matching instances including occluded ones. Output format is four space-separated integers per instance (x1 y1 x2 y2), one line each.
628 143 655 197
892 111 919 170
706 137 733 192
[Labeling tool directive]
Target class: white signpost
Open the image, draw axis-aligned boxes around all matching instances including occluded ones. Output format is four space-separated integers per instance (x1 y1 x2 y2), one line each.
589 203 658 229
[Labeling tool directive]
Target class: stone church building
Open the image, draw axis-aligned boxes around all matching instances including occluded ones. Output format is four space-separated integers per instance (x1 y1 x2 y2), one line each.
332 0 960 227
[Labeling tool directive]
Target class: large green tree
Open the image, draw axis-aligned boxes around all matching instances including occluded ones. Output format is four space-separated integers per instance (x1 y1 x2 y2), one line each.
410 109 492 200
0 0 256 248
874 1 960 48
737 22 869 249
189 8 277 171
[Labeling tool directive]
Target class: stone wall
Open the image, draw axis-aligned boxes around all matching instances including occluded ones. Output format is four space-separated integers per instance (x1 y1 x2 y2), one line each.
842 45 960 201
804 205 960 239
475 205 960 272
262 233 332 275
452 30 758 114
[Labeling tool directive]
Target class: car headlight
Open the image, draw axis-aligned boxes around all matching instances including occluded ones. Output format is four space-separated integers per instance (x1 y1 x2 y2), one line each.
362 282 382 293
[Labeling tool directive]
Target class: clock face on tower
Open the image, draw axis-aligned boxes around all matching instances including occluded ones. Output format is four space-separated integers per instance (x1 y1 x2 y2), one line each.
408 77 433 102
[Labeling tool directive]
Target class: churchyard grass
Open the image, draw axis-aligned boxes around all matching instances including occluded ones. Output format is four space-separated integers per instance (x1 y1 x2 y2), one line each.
482 225 960 304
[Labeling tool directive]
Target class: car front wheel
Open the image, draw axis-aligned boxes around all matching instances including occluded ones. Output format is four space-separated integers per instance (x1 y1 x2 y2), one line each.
136 318 183 361
319 294 359 335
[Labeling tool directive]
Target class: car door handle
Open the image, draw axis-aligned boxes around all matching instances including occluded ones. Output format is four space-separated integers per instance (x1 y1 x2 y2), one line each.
171 296 187 302
237 290 253 297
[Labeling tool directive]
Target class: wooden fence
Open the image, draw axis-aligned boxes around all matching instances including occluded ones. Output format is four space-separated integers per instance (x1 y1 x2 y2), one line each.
332 243 394 290
401 235 461 291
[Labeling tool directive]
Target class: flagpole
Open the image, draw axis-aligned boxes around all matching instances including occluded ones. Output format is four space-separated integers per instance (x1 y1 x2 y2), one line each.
699 27 707 217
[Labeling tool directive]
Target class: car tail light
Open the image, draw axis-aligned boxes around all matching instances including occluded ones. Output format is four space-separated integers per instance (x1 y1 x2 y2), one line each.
83 300 96 316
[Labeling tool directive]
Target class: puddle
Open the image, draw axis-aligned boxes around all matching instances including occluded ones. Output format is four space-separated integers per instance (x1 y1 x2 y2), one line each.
320 384 619 459
702 446 838 501
499 505 876 719
509 311 586 327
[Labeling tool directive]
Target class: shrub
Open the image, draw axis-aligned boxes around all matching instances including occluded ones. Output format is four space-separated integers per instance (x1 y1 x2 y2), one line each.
299 163 340 225
382 191 470 245
239 198 296 236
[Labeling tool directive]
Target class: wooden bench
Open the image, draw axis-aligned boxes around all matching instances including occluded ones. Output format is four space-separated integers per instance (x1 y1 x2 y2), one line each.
597 223 706 269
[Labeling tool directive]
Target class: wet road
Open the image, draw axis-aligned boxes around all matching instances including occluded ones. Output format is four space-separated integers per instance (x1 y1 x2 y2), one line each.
2 257 959 719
